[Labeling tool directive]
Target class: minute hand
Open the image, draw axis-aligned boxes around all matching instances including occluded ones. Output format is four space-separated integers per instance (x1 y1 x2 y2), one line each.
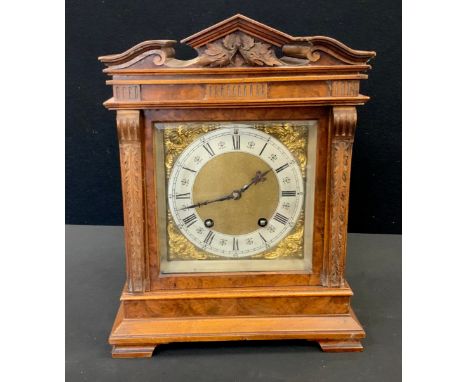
180 193 235 210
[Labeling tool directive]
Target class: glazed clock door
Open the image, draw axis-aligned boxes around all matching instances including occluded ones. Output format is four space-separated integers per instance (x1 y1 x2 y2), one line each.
154 120 317 274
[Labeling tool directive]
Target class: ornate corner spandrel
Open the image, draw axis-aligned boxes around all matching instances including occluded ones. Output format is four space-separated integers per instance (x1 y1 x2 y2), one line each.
116 110 146 293
323 107 357 288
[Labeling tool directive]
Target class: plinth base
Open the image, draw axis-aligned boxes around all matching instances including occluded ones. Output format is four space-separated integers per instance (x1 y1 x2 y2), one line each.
109 286 365 358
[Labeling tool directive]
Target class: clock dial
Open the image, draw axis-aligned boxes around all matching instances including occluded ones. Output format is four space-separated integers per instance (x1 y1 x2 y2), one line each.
168 126 304 258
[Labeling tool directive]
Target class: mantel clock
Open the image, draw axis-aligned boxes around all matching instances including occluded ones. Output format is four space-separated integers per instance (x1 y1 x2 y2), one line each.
99 14 375 358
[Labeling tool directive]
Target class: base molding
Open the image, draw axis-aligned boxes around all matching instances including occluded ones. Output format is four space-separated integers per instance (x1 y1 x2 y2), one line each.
109 300 365 357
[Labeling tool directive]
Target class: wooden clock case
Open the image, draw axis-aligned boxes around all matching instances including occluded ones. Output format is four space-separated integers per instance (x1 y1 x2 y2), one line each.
99 14 375 358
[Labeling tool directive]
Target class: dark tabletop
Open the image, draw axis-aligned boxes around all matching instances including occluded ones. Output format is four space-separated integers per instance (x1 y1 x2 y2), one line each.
66 225 401 382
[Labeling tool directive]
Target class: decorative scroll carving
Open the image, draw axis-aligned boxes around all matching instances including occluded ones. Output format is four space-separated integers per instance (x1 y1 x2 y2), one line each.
197 32 283 67
99 15 375 71
117 111 141 141
282 44 321 63
323 107 357 287
99 40 176 69
333 107 357 138
116 110 146 293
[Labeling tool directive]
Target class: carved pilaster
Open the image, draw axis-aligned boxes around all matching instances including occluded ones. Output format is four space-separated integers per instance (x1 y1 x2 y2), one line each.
116 110 146 293
323 107 357 287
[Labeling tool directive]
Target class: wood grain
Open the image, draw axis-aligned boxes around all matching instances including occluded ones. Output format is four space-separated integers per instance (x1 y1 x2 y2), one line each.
123 296 350 318
110 304 365 345
100 15 374 356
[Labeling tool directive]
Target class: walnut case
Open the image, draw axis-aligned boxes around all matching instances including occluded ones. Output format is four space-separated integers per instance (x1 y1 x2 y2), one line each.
99 14 375 358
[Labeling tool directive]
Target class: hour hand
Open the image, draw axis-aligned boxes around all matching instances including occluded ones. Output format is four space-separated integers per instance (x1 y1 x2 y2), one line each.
240 169 271 192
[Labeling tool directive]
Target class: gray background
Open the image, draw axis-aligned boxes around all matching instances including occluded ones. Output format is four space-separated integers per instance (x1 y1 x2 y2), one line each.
66 226 401 381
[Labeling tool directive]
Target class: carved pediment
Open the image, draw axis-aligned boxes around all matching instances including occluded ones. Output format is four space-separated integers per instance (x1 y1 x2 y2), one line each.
99 14 375 71
181 14 294 48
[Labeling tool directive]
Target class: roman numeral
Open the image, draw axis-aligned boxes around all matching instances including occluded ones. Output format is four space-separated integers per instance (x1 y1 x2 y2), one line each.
182 166 196 173
259 142 268 156
203 142 215 156
273 212 289 225
232 134 240 150
275 163 289 173
282 191 296 197
182 214 197 228
203 231 215 245
175 193 191 199
232 237 239 251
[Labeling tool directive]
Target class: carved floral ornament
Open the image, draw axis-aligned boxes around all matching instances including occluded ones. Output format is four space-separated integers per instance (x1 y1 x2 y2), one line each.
198 32 283 67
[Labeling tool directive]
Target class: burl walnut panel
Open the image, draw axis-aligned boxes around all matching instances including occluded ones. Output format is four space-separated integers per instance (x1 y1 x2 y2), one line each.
123 296 350 318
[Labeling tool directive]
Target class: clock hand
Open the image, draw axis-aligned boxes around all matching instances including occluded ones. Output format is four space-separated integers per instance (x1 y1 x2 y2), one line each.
240 169 271 193
179 192 236 210
180 169 271 210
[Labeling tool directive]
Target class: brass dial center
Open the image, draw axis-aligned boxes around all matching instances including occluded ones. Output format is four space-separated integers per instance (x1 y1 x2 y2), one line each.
192 152 279 235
